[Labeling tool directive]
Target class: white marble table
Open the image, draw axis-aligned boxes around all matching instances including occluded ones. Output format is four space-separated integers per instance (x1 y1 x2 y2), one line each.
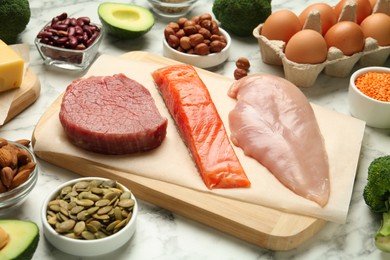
1 0 390 259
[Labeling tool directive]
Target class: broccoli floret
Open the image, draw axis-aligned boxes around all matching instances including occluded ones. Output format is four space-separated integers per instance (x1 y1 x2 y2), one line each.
0 0 31 44
363 155 390 252
212 0 272 37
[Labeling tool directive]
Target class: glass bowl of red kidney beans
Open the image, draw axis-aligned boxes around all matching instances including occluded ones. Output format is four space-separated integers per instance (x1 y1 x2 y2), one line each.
35 13 103 71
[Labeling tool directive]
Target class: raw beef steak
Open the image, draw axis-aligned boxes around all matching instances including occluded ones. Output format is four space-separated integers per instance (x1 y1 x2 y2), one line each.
59 73 168 154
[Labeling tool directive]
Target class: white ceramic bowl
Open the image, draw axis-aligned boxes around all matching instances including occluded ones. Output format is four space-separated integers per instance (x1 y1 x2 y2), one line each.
348 66 390 128
163 28 231 69
41 177 137 257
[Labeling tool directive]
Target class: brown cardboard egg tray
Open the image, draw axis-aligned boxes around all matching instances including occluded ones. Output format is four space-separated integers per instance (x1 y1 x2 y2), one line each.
253 0 390 88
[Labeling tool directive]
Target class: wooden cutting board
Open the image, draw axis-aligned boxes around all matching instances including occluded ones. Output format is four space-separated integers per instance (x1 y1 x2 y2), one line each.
31 51 360 251
2 68 40 125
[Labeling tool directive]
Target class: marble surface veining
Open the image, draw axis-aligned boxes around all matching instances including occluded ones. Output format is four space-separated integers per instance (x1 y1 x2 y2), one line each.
1 0 390 259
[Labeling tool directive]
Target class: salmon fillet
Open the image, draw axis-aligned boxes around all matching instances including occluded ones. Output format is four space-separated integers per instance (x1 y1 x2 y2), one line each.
228 74 330 207
152 64 250 189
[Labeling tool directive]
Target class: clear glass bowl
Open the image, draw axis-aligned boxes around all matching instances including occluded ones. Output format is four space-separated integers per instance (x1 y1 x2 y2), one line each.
148 0 198 18
34 22 103 71
0 142 38 215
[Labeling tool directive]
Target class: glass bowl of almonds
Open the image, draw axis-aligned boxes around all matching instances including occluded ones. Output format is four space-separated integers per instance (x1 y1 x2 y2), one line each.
34 12 103 71
41 177 137 257
162 13 231 69
0 139 38 215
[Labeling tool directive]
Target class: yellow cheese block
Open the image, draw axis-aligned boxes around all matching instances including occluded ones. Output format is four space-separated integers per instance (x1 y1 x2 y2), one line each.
0 40 24 93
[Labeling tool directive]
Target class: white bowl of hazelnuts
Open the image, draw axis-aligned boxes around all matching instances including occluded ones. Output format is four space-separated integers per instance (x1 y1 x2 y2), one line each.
163 13 231 69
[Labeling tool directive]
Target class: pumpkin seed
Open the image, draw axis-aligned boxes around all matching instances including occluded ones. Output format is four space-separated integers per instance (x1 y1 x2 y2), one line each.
75 199 94 207
56 219 76 233
81 230 95 240
70 205 84 215
86 220 101 233
95 199 110 207
118 199 135 208
74 221 86 236
97 205 112 215
94 231 107 239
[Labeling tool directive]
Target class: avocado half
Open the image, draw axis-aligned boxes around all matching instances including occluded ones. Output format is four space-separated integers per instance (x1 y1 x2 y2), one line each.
98 3 155 39
0 220 39 260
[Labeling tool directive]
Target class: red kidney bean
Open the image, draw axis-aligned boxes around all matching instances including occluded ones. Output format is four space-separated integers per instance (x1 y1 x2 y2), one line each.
70 18 77 26
76 19 84 27
51 17 59 25
52 23 68 31
57 12 67 21
57 30 68 37
63 18 71 25
83 25 92 37
68 26 75 36
86 31 99 47
75 44 86 50
68 36 78 48
78 17 90 25
37 31 53 38
75 26 83 35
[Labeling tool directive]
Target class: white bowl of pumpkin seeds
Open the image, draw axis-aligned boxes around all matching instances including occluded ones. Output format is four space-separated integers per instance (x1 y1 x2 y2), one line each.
41 177 137 256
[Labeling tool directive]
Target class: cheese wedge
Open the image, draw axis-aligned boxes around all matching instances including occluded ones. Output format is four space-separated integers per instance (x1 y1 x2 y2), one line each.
0 40 24 93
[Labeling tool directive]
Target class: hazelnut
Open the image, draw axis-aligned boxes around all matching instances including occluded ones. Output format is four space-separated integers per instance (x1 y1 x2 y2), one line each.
200 19 213 31
167 34 180 49
194 43 209 55
236 57 250 70
164 26 175 39
167 22 180 32
198 27 211 39
234 68 248 80
209 40 225 53
175 29 185 39
177 17 188 28
189 34 204 47
184 20 196 27
183 25 198 36
180 36 192 50
199 13 212 22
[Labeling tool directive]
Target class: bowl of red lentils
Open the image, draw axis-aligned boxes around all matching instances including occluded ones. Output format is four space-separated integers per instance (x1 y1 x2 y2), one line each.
348 66 390 128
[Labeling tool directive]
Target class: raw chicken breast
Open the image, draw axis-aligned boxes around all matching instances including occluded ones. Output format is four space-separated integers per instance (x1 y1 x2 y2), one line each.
228 74 330 207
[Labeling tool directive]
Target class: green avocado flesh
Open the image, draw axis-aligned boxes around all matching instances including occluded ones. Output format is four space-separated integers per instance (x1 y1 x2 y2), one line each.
0 220 39 260
98 3 155 39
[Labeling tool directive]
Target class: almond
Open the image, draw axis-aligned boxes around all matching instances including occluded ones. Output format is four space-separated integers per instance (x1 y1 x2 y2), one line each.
17 148 32 166
10 168 32 189
15 139 31 147
0 180 7 193
0 167 14 188
0 138 8 148
18 161 36 172
0 149 13 168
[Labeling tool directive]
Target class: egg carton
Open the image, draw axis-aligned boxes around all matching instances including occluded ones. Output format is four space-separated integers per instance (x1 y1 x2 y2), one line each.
253 0 390 88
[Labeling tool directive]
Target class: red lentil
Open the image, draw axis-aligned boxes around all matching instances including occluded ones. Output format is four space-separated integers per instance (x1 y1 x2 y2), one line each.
354 71 390 102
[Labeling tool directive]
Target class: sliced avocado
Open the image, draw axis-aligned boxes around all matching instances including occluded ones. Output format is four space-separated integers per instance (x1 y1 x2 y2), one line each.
98 3 155 39
0 220 39 260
